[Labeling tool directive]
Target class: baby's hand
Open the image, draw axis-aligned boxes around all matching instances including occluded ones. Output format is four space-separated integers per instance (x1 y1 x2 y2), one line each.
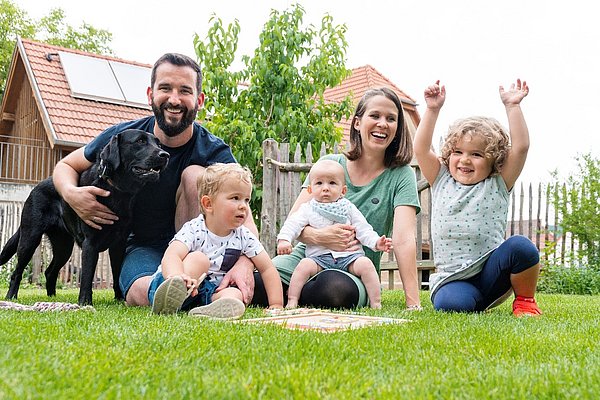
376 235 393 253
499 78 529 106
424 80 446 110
277 240 293 255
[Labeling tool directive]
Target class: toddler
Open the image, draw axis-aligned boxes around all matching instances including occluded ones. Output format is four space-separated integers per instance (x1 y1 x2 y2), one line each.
414 79 542 317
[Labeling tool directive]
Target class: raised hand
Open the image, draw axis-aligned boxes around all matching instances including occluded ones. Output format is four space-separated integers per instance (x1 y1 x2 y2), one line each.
423 80 446 110
499 78 529 106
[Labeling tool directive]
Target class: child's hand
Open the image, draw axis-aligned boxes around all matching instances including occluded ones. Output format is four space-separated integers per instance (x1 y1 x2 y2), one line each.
499 78 529 106
376 235 393 253
167 273 199 297
277 240 293 255
424 80 446 110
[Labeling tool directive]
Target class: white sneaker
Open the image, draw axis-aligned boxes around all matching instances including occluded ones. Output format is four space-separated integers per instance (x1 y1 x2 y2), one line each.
188 297 245 320
152 276 187 315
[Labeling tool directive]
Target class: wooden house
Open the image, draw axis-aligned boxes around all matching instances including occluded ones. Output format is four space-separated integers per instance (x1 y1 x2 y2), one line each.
0 37 152 195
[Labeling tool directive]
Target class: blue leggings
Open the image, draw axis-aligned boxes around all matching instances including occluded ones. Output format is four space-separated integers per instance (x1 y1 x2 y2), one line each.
433 236 540 312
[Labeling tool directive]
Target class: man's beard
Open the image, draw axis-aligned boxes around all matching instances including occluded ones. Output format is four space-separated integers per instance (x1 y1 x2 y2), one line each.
152 100 198 137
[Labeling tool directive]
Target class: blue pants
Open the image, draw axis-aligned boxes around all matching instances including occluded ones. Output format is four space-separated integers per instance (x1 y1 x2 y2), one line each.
118 241 168 297
433 236 540 312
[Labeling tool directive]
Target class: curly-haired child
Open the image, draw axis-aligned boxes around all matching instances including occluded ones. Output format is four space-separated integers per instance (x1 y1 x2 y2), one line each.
414 79 542 317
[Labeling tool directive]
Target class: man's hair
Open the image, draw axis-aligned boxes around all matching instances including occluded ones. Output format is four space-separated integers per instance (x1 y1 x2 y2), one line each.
440 116 510 175
197 163 253 214
345 87 413 168
151 53 202 94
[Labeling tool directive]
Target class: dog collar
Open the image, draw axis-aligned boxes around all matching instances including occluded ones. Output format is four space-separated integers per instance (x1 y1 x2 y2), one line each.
98 160 110 180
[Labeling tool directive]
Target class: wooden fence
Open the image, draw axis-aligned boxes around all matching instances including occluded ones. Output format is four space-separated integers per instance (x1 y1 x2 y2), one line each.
259 139 576 267
0 201 113 290
0 139 581 292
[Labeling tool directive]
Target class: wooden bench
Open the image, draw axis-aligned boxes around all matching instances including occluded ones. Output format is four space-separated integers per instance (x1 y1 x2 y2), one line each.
379 259 436 290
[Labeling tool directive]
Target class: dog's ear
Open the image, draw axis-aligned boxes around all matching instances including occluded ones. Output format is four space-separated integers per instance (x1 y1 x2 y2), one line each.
99 133 121 174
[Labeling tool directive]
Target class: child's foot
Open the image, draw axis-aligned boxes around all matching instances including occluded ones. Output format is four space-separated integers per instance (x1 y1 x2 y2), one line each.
370 303 382 309
285 301 298 309
152 276 188 315
188 297 245 320
512 296 542 317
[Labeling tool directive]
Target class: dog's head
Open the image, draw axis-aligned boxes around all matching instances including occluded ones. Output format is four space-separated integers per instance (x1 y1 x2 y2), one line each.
98 129 169 191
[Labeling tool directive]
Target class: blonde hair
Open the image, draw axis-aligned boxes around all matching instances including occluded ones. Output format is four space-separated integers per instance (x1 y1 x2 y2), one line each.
197 163 253 214
440 116 510 175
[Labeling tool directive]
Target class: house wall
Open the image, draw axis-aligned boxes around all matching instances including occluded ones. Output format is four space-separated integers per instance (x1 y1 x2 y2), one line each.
0 75 67 185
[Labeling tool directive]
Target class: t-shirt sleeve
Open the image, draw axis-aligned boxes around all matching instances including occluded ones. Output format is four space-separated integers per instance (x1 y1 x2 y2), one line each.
191 125 237 166
241 229 264 258
170 219 201 251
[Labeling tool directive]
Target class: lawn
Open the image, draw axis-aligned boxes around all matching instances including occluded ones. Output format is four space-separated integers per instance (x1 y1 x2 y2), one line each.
1 289 598 399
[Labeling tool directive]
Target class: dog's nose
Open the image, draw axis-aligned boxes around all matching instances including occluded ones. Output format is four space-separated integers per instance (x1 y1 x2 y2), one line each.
158 150 169 160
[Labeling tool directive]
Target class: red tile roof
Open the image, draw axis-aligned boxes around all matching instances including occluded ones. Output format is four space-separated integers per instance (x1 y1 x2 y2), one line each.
5 40 419 149
18 38 152 148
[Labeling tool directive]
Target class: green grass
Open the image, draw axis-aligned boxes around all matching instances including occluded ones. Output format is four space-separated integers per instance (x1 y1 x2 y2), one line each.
1 289 599 399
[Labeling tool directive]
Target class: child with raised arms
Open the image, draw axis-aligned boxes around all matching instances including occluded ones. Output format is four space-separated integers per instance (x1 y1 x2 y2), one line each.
414 79 542 316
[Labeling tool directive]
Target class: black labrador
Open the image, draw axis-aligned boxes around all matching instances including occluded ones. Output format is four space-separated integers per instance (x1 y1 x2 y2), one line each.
0 129 169 305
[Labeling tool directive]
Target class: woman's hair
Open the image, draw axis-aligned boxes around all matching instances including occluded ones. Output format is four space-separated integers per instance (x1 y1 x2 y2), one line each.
440 116 510 175
197 163 253 214
345 87 413 167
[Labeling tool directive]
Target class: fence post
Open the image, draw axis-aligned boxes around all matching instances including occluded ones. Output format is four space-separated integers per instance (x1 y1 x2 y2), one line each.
261 139 279 257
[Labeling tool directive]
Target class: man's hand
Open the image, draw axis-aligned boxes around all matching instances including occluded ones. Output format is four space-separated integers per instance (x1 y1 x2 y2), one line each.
63 185 118 229
215 256 255 304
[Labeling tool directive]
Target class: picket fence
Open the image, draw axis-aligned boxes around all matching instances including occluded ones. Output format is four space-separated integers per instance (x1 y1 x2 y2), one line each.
0 139 577 291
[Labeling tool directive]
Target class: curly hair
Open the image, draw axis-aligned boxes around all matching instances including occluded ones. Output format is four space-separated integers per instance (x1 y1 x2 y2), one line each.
197 163 253 214
440 116 510 175
345 87 413 168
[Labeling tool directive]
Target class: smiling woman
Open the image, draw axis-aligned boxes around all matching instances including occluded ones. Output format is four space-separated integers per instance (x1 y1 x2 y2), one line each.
253 87 422 310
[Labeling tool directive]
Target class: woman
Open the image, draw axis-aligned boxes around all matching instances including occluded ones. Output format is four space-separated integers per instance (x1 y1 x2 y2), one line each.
254 87 422 310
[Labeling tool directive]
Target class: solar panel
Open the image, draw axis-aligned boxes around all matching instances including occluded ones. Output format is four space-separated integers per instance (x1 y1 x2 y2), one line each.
59 51 151 109
110 61 151 107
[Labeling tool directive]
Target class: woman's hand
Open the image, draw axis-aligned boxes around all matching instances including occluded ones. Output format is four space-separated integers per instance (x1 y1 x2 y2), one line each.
300 224 359 252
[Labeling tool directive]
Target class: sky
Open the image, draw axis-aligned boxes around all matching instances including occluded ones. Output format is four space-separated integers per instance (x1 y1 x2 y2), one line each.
15 0 600 184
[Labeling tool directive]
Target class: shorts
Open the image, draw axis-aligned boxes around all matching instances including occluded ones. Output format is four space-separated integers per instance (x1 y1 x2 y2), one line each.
147 270 217 307
273 243 368 307
310 253 363 272
118 241 169 297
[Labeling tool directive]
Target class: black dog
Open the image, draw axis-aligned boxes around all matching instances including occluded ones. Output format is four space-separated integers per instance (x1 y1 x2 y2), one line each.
0 129 169 305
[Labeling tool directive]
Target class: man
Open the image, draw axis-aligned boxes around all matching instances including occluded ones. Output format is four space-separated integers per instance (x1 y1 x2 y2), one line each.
53 53 255 308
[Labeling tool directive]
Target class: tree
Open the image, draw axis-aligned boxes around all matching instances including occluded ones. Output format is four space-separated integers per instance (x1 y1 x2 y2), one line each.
0 0 113 100
193 4 353 216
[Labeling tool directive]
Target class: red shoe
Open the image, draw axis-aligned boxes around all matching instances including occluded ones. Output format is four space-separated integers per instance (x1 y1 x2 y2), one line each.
512 296 542 317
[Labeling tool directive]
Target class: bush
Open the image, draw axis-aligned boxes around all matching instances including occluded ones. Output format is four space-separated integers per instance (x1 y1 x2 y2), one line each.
549 154 600 270
538 265 600 295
